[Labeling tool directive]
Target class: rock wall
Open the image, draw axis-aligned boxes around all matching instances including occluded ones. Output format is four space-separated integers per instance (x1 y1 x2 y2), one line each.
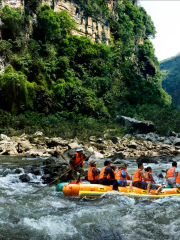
1 0 111 45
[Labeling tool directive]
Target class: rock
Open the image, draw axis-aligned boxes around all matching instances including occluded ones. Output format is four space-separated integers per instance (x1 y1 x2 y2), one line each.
173 138 180 146
41 174 52 184
46 138 68 148
136 155 158 164
19 174 30 182
34 131 43 136
89 136 96 141
96 138 105 144
163 139 173 145
0 134 11 141
14 168 23 174
107 152 126 161
114 159 124 164
127 141 137 149
169 131 177 137
94 151 104 159
68 141 79 150
18 141 32 152
117 116 154 134
31 166 42 175
110 136 119 144
156 170 164 178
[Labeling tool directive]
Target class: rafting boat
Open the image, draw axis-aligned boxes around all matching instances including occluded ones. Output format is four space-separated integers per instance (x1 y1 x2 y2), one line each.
62 182 180 199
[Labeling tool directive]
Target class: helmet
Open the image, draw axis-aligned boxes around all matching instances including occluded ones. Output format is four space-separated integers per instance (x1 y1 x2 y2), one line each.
76 147 84 151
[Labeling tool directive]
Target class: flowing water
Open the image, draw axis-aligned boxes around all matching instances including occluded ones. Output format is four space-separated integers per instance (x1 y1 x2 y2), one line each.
0 155 180 240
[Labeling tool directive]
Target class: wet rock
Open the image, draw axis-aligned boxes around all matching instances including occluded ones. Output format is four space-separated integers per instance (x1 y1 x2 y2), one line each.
156 170 164 178
173 138 180 146
96 138 105 144
163 139 173 145
118 116 154 134
137 155 158 164
114 159 125 164
31 166 42 175
68 141 79 150
19 174 30 182
41 174 52 184
46 138 68 148
89 136 96 141
107 152 126 161
169 131 177 137
14 168 22 174
94 151 104 159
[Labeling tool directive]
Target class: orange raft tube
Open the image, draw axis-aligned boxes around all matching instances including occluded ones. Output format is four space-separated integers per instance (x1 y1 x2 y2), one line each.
62 182 180 199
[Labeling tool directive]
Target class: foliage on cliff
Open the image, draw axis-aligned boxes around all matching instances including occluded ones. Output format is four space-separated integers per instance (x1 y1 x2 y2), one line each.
0 0 177 135
160 53 180 106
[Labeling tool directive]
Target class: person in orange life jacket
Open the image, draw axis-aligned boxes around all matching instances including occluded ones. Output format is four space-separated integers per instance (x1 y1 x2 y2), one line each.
124 163 132 180
133 163 151 194
166 161 179 188
99 160 119 191
69 147 90 180
88 160 99 184
116 163 133 192
144 166 163 195
111 165 117 178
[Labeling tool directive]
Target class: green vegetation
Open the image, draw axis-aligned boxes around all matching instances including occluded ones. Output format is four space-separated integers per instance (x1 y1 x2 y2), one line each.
0 0 179 137
160 53 180 106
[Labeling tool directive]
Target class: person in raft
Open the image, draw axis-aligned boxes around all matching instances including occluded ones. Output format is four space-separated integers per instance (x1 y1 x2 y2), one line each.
144 166 163 194
111 165 117 178
133 163 151 194
166 161 179 188
69 147 90 180
124 163 132 180
115 163 133 192
88 160 100 184
99 160 119 191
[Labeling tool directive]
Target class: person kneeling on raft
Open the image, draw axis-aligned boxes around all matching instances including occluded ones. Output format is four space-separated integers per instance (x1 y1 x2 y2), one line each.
88 160 99 184
99 160 119 191
166 161 179 188
115 163 133 192
144 166 162 194
133 163 152 194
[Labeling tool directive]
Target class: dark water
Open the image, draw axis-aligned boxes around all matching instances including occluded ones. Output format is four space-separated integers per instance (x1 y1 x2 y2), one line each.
0 156 180 240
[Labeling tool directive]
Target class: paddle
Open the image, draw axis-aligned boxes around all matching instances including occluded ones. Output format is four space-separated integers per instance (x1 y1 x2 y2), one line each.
31 154 92 194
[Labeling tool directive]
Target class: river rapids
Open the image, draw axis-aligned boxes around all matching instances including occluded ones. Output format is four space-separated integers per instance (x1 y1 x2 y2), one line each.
0 156 180 240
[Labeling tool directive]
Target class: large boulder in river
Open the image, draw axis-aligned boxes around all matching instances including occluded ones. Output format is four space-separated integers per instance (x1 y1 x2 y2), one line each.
46 137 68 148
107 152 126 161
19 174 30 182
18 140 32 152
136 155 158 164
117 116 154 134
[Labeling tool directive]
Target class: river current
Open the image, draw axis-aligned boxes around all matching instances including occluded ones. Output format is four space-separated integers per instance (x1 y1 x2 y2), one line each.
0 156 180 240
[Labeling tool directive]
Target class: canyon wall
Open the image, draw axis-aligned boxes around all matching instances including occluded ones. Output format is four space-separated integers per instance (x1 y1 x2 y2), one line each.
1 0 111 45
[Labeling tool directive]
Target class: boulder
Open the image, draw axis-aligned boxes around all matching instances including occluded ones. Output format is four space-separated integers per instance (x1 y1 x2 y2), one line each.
34 131 43 136
169 131 177 137
136 155 158 164
156 170 164 178
127 141 137 149
89 136 96 142
19 174 30 182
41 174 52 184
163 139 173 145
94 151 104 159
173 138 180 146
96 138 105 144
14 168 23 174
68 141 79 150
110 136 119 144
0 134 11 141
107 152 126 161
18 141 32 152
117 116 154 134
46 138 68 148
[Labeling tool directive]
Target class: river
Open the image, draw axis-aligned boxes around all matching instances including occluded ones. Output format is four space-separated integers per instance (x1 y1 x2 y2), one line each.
0 155 180 240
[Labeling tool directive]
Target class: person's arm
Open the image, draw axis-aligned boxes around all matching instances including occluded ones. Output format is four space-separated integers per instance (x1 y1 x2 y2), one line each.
126 171 132 180
83 154 90 161
149 173 156 184
140 171 151 181
92 168 99 176
121 170 127 180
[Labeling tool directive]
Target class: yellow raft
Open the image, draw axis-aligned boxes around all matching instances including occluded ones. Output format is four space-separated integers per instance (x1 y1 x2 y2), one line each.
62 182 180 199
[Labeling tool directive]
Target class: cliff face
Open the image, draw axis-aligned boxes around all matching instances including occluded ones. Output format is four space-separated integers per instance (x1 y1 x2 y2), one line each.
1 0 111 45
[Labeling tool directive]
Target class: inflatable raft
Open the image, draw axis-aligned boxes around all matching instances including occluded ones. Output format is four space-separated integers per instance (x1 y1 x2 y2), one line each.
62 182 180 199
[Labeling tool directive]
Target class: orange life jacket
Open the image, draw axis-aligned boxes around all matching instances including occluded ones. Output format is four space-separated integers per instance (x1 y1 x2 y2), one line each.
73 152 84 168
99 166 111 180
133 169 142 182
176 171 180 184
166 167 176 179
88 167 99 181
115 168 126 181
144 172 154 183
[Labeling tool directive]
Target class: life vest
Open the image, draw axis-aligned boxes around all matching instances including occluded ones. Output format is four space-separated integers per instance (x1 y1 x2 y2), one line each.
72 152 84 168
166 167 176 179
133 169 142 182
99 166 111 180
88 167 99 181
144 172 154 183
176 171 180 184
115 168 126 181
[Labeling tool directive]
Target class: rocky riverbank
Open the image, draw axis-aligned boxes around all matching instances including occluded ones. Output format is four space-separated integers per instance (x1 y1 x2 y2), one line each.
1 131 180 160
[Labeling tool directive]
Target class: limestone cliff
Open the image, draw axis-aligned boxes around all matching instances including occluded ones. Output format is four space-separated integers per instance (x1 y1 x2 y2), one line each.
1 0 111 45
